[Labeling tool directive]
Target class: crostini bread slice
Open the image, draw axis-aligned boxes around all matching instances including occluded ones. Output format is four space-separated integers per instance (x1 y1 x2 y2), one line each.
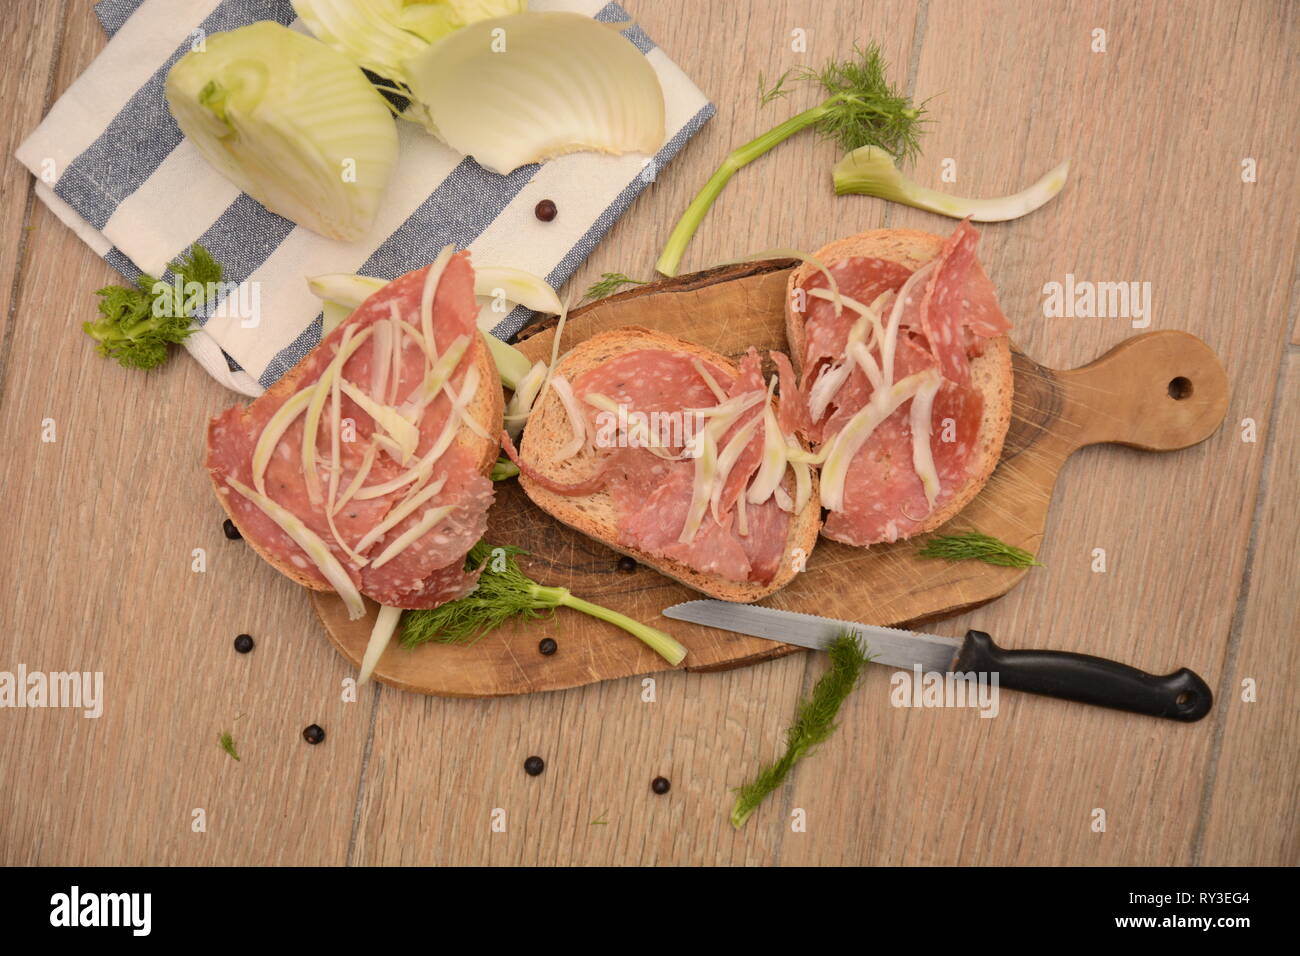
517 326 821 602
785 229 1013 542
209 328 503 593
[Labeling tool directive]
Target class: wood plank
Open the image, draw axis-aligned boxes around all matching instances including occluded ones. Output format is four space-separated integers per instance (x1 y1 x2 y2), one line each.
0 0 68 381
1195 349 1300 865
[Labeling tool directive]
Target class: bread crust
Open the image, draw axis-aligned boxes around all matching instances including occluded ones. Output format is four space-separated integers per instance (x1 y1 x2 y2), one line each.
517 327 821 602
784 229 1014 543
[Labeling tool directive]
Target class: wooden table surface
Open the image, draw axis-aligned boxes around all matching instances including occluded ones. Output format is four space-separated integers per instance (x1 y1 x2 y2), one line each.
1 0 1295 866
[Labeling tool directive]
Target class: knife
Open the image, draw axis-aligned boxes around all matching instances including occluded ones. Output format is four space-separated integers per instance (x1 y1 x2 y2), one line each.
662 601 1212 722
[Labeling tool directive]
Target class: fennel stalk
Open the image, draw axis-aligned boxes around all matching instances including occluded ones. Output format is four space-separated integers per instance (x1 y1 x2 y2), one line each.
402 543 687 666
655 43 924 277
834 146 1069 221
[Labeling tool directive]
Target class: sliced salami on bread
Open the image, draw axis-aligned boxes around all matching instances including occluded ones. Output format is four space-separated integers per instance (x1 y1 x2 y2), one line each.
513 327 821 602
785 223 1013 546
207 252 503 614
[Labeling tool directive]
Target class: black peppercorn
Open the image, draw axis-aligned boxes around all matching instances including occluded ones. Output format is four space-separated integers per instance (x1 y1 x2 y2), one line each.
616 555 637 573
222 518 241 540
302 724 325 745
534 199 557 222
651 776 671 795
524 755 545 776
538 638 557 656
233 633 255 653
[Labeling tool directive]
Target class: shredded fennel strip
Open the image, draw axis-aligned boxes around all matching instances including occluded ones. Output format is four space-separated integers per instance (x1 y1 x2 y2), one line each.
678 430 718 544
711 416 762 523
353 476 449 554
333 442 377 516
419 246 454 369
340 379 420 465
387 308 403 405
396 318 436 363
549 374 588 457
742 247 843 317
678 390 767 543
505 360 548 440
223 476 365 620
773 484 795 512
370 318 391 400
301 326 369 506
819 369 936 511
398 333 469 418
324 351 369 566
358 604 402 686
352 364 480 500
909 374 943 509
251 386 314 497
787 437 814 513
692 359 729 403
538 294 573 413
583 392 683 460
746 379 786 504
807 361 851 424
369 505 456 569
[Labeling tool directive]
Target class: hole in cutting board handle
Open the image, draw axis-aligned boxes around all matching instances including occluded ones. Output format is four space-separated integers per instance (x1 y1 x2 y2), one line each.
1167 376 1193 400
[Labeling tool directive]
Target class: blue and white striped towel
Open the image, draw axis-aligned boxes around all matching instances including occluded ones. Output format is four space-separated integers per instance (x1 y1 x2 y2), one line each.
17 0 713 396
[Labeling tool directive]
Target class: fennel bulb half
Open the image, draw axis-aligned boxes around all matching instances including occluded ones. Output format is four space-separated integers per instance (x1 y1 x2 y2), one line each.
166 21 399 242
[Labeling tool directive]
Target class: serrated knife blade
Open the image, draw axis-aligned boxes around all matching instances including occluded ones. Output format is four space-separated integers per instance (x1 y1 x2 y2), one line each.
662 600 959 673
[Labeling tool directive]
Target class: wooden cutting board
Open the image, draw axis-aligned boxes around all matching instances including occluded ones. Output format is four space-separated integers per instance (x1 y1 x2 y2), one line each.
311 260 1229 697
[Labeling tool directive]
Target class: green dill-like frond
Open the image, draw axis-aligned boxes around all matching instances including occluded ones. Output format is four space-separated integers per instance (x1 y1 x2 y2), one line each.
400 542 559 648
84 243 223 371
804 42 926 163
730 632 870 828
582 272 647 302
917 531 1042 568
757 69 794 105
218 731 240 761
171 242 223 287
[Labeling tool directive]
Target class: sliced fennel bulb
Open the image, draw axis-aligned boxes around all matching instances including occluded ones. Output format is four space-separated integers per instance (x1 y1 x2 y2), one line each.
833 146 1069 222
359 604 402 685
291 0 523 87
403 12 665 174
166 22 398 242
505 361 547 440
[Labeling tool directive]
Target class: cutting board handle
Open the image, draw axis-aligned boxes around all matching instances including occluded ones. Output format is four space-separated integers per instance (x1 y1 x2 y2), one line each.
1055 330 1229 451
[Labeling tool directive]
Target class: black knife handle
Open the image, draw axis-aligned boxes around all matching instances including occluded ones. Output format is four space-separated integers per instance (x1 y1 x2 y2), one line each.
952 630 1212 722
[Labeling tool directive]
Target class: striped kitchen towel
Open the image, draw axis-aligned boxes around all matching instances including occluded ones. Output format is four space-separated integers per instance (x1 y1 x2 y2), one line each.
17 0 714 396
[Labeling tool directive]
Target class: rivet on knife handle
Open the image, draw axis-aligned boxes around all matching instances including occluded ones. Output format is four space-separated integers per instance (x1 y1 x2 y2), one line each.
952 630 1213 722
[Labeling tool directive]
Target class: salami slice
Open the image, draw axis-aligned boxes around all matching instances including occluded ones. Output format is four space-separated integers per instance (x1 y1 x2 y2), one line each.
206 251 494 611
771 350 809 437
919 219 1010 386
793 221 1009 544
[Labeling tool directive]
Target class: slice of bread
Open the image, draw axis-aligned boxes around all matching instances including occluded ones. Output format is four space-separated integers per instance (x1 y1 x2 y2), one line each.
517 326 821 602
209 321 503 594
785 229 1013 543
